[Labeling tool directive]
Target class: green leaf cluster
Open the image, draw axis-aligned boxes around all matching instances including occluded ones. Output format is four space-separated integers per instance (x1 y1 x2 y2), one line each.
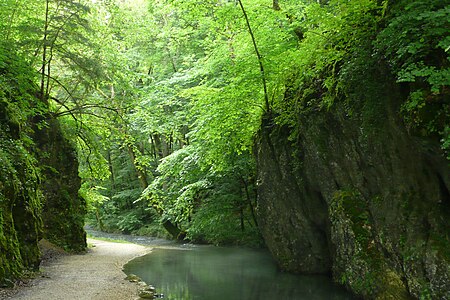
141 145 259 245
274 0 383 125
375 0 449 147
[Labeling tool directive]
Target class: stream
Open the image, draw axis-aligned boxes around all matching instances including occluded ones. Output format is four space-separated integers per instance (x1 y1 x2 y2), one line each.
87 229 355 300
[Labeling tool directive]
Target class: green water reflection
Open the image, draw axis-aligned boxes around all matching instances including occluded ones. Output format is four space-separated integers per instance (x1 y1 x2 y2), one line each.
124 246 355 300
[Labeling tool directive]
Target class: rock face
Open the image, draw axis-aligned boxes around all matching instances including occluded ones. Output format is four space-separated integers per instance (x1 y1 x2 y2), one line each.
0 111 86 284
255 83 450 299
0 48 86 284
0 55 43 283
34 119 87 252
0 103 42 283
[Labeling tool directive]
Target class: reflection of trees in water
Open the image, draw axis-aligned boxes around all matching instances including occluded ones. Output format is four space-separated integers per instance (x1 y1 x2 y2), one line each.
125 248 354 300
165 282 194 300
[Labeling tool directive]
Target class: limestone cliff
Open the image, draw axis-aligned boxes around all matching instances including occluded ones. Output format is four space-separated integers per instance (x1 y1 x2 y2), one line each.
34 119 87 252
0 50 43 285
0 108 86 286
255 80 450 299
0 101 42 285
0 47 86 285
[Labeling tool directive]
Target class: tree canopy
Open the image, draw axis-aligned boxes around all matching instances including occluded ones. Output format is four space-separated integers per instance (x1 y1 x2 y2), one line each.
1 0 448 245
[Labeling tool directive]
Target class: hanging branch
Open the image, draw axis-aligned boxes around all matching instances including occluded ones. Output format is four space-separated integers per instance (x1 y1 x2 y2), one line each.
40 0 50 103
237 0 270 113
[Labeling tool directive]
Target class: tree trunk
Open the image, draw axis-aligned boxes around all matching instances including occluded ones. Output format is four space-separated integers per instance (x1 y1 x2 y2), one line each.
162 220 185 240
241 176 258 227
127 145 148 189
107 149 116 194
237 0 270 112
40 0 50 103
273 0 280 10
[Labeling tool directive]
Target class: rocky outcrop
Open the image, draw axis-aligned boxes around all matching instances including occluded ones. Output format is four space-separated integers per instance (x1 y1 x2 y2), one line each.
34 119 87 252
255 81 450 299
0 46 86 285
0 130 42 285
0 55 43 284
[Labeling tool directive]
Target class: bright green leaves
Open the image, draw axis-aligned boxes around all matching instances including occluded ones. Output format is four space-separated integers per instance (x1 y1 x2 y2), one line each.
142 146 206 225
270 0 449 160
79 184 109 210
273 0 383 126
185 83 261 169
397 64 450 93
376 0 450 92
141 144 260 245
0 0 44 54
376 0 449 148
173 0 304 167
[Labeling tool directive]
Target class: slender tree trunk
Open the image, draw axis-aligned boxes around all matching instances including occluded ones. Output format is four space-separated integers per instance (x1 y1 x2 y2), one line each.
107 149 115 194
240 176 258 227
169 132 173 154
240 206 245 232
95 207 104 231
149 135 158 160
153 133 162 159
161 135 170 157
273 0 281 10
166 46 177 73
40 0 50 102
127 144 149 189
237 0 270 112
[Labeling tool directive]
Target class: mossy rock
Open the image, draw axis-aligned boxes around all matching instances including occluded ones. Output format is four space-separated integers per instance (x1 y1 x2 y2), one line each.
375 270 411 300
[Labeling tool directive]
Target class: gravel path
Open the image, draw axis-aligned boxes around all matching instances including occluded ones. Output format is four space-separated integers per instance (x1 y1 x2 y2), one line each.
5 238 150 300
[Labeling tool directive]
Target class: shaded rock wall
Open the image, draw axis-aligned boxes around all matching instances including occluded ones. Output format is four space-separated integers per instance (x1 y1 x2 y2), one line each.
35 119 87 252
0 101 42 285
0 113 86 285
0 47 86 284
255 82 450 299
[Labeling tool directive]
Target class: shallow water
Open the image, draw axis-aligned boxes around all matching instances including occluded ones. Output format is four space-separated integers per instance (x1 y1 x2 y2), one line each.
124 246 355 300
86 227 176 247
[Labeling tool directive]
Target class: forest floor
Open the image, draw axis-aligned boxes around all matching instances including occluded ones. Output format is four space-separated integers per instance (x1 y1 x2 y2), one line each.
1 238 151 300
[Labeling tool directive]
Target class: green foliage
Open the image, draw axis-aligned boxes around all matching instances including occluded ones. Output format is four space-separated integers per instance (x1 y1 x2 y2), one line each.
187 190 261 246
442 126 450 160
80 184 109 210
274 0 383 125
143 146 208 226
376 0 450 145
0 44 43 282
270 0 449 160
141 145 260 245
180 0 303 167
376 1 449 92
331 190 383 297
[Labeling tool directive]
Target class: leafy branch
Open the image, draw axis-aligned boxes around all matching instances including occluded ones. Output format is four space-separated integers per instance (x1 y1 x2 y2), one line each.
237 0 270 112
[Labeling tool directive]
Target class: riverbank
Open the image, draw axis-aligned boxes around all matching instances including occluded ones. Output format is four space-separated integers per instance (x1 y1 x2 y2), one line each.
2 238 150 300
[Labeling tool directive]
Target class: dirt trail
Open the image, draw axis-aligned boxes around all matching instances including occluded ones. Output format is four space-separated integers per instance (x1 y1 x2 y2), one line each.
5 238 150 300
